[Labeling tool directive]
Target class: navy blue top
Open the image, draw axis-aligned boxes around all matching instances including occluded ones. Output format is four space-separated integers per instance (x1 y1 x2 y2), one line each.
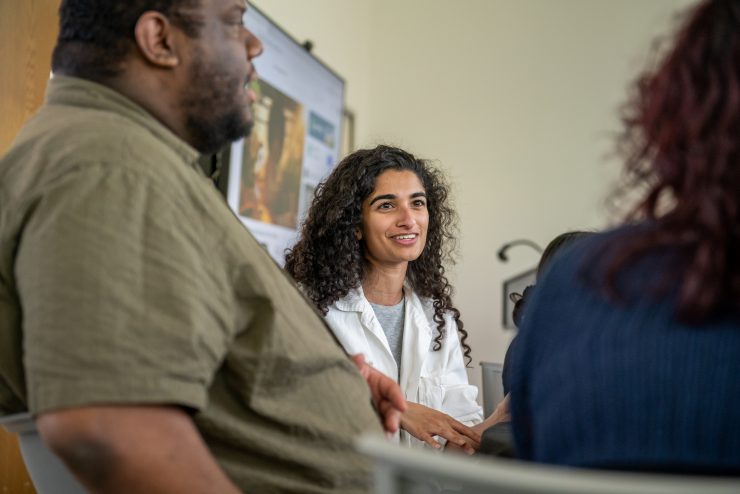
508 225 740 474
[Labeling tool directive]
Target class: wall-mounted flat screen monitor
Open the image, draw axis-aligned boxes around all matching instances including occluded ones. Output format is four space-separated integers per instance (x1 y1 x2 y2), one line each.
222 5 345 264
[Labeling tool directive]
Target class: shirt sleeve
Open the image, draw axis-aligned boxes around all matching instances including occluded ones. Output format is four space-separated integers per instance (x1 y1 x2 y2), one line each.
16 164 232 414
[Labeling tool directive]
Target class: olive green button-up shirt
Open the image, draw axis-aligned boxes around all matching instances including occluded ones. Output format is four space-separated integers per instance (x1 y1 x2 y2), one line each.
0 76 380 493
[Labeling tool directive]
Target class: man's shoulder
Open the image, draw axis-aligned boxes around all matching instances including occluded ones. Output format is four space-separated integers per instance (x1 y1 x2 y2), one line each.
16 76 193 169
1 102 192 209
22 102 180 168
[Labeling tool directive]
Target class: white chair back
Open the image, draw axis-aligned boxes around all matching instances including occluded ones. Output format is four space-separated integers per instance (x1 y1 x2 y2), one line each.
0 413 86 494
357 435 740 494
480 361 505 417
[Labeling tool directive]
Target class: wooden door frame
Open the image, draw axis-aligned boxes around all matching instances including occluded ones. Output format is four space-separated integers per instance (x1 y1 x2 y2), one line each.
1 1 61 493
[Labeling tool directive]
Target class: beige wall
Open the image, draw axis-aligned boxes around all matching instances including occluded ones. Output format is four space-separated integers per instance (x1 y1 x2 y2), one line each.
254 0 694 393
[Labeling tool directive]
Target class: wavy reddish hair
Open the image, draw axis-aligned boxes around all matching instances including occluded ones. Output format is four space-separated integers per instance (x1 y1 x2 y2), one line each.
609 0 740 322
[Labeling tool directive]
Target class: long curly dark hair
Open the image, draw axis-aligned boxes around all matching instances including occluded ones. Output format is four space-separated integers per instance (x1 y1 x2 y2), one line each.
609 0 740 322
285 145 471 364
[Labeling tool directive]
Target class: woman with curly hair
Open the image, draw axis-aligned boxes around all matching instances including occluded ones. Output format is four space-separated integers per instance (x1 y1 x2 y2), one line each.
285 145 483 451
508 0 740 473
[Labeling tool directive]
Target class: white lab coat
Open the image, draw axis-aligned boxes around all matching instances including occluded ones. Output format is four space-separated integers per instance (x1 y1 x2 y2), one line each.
324 285 483 447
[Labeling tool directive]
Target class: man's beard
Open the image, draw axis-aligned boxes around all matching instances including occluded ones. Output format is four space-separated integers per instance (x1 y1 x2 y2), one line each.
181 55 253 154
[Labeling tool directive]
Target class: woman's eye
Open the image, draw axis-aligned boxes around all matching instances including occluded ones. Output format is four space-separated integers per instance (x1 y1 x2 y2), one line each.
378 202 393 210
413 199 427 207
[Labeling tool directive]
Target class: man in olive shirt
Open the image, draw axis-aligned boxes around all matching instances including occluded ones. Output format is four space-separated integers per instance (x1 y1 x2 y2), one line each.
0 1 405 493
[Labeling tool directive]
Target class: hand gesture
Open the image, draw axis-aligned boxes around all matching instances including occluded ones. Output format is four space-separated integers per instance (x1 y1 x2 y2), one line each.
472 393 511 434
351 354 407 435
400 402 481 454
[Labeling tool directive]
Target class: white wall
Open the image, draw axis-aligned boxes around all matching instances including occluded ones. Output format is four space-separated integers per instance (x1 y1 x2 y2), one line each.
253 0 695 394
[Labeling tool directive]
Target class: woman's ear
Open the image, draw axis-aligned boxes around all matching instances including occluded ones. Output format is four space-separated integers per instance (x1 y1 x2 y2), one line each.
355 228 362 240
134 11 180 68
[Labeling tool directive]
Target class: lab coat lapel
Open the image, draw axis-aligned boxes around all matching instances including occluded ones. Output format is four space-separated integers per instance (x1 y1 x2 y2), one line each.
399 288 432 400
351 286 398 376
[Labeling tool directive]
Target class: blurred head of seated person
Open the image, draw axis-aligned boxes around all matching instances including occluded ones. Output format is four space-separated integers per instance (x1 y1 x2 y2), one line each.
0 1 405 493
508 0 740 475
478 231 593 458
503 231 593 396
510 231 594 332
285 145 485 453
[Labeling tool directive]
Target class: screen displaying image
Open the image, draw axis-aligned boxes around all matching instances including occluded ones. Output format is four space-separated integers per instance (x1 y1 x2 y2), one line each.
226 5 345 264
238 79 305 229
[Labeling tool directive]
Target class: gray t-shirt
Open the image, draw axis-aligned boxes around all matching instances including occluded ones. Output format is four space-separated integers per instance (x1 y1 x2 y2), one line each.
369 297 405 380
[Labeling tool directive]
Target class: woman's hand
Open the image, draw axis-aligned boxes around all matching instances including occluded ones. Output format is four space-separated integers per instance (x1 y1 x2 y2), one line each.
400 402 481 454
473 394 511 435
447 395 512 455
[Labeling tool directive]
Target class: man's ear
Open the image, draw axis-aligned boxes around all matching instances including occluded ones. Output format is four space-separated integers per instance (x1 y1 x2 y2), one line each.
133 11 180 68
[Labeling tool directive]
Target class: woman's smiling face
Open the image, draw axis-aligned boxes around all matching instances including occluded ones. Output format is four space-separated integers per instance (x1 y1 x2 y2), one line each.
359 169 429 270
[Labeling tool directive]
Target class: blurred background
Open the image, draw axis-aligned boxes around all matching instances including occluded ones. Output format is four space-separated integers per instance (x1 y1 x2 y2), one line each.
253 0 695 391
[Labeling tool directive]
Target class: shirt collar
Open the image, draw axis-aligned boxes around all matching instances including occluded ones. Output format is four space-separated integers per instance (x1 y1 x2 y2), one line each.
46 76 202 170
334 286 369 312
334 282 416 313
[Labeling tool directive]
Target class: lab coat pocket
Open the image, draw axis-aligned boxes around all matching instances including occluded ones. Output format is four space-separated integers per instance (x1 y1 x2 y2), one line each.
418 375 445 410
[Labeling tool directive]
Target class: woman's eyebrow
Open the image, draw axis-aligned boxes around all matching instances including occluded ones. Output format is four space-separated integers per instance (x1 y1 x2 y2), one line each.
369 191 427 206
369 194 397 206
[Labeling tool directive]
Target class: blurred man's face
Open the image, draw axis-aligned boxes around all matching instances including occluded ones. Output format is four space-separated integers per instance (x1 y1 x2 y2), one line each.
180 0 263 153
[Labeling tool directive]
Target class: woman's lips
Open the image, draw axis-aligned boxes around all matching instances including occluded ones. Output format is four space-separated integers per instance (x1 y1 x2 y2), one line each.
390 233 419 245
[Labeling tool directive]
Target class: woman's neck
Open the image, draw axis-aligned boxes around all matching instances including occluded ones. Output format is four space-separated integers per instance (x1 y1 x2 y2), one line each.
362 262 407 306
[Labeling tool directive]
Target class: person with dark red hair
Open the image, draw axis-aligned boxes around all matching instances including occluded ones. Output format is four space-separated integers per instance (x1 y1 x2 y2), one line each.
509 0 740 474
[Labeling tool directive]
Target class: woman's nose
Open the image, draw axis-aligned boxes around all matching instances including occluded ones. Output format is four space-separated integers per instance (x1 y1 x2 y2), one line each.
396 206 417 227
